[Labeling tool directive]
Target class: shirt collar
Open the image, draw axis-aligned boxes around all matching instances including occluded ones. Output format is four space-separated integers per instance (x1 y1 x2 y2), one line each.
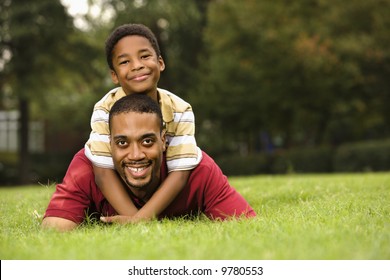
157 88 174 123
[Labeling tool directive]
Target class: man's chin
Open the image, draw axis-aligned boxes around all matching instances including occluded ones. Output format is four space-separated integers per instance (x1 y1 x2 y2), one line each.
125 177 149 190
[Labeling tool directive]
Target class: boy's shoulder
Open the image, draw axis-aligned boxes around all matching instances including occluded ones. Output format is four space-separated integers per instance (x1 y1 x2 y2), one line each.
158 88 191 111
94 87 126 110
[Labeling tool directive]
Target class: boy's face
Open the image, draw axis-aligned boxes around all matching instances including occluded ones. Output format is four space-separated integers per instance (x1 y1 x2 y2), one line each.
110 35 165 100
110 111 166 198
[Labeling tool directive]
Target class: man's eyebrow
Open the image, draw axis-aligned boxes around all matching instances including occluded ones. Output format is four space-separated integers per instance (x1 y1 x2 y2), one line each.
112 135 127 140
141 133 158 139
112 133 157 140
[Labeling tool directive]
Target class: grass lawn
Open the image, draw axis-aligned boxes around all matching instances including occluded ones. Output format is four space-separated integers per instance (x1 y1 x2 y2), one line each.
0 172 389 260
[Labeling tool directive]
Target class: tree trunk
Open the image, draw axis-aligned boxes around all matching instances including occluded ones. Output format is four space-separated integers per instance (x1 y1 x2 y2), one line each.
18 98 30 184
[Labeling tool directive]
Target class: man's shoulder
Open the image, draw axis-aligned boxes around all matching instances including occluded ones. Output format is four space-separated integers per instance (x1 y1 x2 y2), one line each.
194 151 218 173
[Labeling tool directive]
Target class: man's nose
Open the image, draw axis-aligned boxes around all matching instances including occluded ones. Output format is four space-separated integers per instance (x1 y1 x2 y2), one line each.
126 144 145 160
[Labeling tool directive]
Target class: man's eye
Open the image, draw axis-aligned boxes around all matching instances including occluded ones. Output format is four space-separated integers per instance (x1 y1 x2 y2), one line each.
117 140 127 146
143 139 154 146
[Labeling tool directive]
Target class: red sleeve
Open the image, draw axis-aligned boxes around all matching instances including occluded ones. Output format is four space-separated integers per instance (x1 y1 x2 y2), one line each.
43 149 98 224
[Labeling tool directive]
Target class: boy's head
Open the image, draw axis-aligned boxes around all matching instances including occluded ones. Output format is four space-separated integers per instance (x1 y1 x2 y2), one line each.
105 23 161 71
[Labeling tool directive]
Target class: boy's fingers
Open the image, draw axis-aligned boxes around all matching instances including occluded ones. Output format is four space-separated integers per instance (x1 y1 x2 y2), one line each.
100 215 132 224
100 216 112 223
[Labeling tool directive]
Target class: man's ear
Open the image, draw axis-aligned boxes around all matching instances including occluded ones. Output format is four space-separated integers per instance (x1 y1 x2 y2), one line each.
110 70 119 84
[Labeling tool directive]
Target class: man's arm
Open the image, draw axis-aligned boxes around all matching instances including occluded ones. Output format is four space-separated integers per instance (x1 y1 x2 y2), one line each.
41 217 78 232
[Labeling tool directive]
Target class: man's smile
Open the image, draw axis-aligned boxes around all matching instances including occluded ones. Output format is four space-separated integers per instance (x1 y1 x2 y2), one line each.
124 162 152 178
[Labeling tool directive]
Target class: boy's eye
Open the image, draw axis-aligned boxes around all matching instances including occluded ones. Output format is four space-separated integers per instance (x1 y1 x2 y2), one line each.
141 54 151 59
119 60 129 65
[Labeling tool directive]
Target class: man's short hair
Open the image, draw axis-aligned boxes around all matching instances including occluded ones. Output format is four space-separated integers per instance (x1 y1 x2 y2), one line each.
105 23 161 70
109 94 163 132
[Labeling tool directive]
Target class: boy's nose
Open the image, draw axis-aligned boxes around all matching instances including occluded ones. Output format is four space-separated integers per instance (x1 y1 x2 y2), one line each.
132 58 144 71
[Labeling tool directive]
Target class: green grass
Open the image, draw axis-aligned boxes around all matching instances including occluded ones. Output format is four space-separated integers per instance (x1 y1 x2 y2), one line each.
0 172 389 260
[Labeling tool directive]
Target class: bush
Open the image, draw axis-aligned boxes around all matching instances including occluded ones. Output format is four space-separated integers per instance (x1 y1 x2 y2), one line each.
215 146 333 175
0 152 18 185
271 146 333 174
30 152 75 184
215 153 270 176
333 139 390 172
0 151 75 185
214 139 390 176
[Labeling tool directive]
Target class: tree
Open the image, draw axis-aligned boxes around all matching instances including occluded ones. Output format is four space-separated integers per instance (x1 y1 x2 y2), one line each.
198 0 390 155
0 0 104 184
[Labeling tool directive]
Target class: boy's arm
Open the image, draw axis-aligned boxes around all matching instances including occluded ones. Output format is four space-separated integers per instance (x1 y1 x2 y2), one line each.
101 170 190 223
135 170 190 219
93 165 138 216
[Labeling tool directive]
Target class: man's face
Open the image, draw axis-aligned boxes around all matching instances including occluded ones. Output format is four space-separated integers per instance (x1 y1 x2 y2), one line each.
110 35 165 99
110 111 165 196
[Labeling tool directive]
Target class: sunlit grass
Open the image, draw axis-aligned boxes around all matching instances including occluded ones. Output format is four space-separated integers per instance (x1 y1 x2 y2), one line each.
1 172 389 259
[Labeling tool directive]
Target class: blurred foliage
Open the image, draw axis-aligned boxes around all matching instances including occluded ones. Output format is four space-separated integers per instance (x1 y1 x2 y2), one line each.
215 139 390 176
333 139 390 173
0 0 108 183
0 0 389 184
197 0 390 155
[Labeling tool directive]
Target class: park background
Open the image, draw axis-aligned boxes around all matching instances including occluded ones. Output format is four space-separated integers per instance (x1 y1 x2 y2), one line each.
0 0 389 185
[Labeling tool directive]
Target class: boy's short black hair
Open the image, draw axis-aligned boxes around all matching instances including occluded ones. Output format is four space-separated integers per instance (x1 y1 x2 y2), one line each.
105 23 161 70
109 94 163 132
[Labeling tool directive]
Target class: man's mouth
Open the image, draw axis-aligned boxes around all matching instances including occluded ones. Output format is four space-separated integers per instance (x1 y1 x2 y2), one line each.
124 162 151 178
128 166 147 173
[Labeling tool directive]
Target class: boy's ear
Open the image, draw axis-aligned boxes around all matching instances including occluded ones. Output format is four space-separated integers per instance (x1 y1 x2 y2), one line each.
158 56 165 72
110 70 119 84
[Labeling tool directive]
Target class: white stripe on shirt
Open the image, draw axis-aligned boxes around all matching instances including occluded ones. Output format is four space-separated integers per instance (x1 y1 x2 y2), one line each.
91 109 109 123
173 111 194 123
167 147 203 171
167 135 197 147
89 132 110 143
84 143 115 169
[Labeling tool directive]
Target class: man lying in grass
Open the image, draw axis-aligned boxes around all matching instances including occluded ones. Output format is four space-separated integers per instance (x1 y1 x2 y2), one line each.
42 94 255 231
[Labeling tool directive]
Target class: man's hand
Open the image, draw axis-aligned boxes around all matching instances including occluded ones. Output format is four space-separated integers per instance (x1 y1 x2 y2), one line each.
100 215 152 224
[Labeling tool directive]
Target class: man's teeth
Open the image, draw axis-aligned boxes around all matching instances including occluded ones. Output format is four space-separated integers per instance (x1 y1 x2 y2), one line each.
128 166 147 172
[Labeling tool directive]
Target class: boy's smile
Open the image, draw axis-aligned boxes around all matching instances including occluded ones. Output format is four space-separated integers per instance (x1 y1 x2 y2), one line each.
110 35 165 101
